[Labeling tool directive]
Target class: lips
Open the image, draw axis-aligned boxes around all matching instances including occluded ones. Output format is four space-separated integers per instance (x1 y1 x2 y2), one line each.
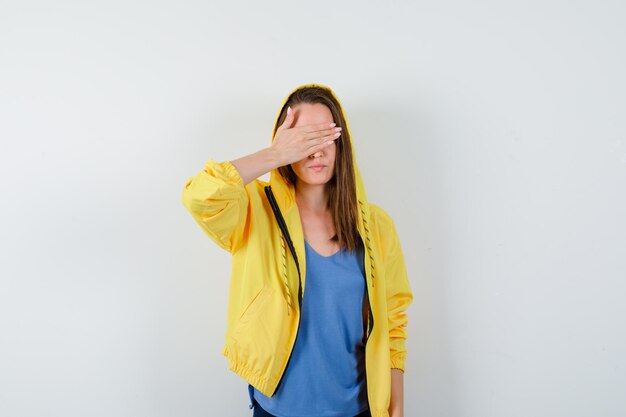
309 165 325 168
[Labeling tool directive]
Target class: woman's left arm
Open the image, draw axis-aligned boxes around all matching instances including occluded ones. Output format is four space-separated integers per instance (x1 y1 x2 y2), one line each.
389 368 404 417
375 206 413 416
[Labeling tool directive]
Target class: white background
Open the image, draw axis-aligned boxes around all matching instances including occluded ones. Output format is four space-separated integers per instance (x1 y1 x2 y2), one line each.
1 1 625 416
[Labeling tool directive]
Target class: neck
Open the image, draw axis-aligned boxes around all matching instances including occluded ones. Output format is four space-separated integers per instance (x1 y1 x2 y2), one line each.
295 181 329 214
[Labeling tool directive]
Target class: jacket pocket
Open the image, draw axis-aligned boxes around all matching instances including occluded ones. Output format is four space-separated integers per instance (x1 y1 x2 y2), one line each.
233 286 274 335
227 285 294 386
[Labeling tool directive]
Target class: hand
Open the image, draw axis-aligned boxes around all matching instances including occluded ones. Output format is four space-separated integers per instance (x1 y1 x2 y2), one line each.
270 106 342 167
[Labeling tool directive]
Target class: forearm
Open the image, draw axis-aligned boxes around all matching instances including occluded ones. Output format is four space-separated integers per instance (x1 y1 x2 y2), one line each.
230 147 284 186
389 368 404 417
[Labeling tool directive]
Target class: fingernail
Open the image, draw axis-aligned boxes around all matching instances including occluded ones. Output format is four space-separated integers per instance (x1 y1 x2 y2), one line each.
330 122 336 127
287 106 292 114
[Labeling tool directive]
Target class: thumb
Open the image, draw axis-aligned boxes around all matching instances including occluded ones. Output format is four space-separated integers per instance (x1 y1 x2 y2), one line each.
277 106 294 131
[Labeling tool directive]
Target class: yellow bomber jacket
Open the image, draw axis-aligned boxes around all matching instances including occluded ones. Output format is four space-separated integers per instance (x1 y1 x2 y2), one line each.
181 83 413 417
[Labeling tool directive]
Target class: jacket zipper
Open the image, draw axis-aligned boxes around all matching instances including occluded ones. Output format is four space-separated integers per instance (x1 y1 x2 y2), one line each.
264 186 303 397
358 224 374 341
364 266 374 341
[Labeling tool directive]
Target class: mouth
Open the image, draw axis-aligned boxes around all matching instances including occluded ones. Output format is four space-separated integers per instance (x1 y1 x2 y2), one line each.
309 165 326 170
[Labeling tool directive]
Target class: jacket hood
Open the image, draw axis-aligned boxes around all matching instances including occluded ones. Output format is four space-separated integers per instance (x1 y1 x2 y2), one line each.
268 83 369 216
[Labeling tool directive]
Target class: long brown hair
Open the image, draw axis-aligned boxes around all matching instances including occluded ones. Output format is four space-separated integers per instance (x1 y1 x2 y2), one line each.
273 86 363 253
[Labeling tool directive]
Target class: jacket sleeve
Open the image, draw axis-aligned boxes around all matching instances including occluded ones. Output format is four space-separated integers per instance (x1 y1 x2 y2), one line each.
379 209 414 372
181 159 249 253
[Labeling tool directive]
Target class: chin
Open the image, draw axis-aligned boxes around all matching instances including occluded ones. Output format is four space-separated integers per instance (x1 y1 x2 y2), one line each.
305 178 331 185
296 174 333 186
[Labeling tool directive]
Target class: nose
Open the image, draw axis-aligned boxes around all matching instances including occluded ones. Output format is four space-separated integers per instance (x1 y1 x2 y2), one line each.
309 149 324 158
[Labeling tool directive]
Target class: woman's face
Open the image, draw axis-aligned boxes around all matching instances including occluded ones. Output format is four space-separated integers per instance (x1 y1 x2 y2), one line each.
289 103 337 187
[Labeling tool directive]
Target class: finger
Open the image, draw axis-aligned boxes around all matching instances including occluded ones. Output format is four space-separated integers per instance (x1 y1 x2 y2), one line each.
307 138 338 153
303 127 341 141
301 121 338 134
306 130 341 149
277 106 295 132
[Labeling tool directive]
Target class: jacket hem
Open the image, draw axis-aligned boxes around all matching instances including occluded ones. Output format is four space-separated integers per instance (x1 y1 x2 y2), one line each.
223 345 276 397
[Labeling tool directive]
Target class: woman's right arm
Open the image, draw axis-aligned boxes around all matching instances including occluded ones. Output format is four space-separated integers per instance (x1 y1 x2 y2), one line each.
181 159 245 254
182 106 341 253
181 148 283 253
229 147 284 186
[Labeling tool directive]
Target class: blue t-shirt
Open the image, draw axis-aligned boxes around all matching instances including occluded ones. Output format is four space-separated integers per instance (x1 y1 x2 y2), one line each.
251 239 369 417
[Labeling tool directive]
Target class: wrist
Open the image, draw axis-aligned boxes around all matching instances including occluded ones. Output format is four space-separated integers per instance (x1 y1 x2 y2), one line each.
265 147 286 170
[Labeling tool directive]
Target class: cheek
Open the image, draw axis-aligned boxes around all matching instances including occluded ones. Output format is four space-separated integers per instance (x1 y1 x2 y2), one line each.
291 162 306 176
330 149 337 166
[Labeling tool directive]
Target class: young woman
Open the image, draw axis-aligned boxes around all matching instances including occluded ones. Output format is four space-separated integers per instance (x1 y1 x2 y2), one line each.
182 84 413 417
